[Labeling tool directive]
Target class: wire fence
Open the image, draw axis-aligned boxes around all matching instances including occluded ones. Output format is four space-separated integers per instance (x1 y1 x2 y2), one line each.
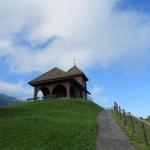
113 102 150 146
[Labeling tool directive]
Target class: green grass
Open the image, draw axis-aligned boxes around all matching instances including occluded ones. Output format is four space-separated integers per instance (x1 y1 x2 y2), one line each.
112 111 150 150
146 118 150 122
0 99 103 150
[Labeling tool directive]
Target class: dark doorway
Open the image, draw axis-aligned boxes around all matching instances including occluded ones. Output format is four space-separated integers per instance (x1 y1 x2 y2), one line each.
40 87 50 96
52 85 67 97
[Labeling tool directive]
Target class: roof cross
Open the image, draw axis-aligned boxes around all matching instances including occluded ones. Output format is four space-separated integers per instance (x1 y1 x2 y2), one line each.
74 58 76 66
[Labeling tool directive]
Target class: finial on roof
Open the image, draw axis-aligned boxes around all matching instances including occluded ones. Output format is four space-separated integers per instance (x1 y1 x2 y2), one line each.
74 58 76 66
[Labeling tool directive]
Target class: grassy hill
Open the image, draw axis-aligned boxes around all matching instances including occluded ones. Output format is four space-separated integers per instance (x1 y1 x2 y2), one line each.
113 111 150 150
0 99 103 150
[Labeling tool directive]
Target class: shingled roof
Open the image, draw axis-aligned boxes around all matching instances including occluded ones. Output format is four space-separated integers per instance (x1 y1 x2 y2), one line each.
67 66 83 75
29 66 88 86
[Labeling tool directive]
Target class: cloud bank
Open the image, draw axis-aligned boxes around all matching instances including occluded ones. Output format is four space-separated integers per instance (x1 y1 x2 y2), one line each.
0 81 32 96
0 0 150 73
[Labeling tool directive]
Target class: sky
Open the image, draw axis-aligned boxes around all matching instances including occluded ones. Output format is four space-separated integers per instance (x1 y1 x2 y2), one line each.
0 0 150 117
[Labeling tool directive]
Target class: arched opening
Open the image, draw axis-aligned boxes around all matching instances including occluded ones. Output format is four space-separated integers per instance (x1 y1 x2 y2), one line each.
70 86 76 98
37 90 43 100
52 85 67 97
40 87 50 97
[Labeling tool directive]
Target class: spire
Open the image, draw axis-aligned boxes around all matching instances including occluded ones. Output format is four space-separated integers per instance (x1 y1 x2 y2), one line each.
74 58 76 66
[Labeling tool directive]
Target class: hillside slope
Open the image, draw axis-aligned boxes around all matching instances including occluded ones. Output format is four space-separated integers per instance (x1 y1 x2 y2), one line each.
0 99 103 150
113 111 150 150
146 117 150 122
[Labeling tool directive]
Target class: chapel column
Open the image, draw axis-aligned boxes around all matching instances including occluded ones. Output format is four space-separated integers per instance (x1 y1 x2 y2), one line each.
33 87 38 100
66 81 70 99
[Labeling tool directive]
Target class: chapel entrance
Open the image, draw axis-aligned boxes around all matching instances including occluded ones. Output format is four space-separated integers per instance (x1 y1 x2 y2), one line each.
40 87 50 97
52 85 67 97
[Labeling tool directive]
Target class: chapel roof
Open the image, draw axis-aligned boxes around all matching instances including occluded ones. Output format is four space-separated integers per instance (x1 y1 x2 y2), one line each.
29 66 88 86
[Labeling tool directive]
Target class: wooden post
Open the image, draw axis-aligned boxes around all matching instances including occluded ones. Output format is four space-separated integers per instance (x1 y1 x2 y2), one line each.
113 102 115 110
119 107 122 119
33 87 37 100
140 117 149 146
116 104 119 116
66 81 70 99
114 102 117 111
123 109 127 126
129 112 135 133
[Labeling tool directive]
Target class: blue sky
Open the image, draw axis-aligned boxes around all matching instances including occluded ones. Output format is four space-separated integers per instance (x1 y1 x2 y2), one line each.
0 0 150 117
117 0 150 13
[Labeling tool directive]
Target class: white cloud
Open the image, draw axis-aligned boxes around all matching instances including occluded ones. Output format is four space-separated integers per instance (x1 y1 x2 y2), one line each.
0 81 32 96
90 84 113 107
91 84 103 96
0 0 150 73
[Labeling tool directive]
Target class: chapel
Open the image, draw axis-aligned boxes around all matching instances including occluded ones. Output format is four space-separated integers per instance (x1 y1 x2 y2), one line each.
29 65 90 100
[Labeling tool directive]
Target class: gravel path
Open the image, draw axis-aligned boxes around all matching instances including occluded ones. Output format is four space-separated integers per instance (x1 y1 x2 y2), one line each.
96 110 135 150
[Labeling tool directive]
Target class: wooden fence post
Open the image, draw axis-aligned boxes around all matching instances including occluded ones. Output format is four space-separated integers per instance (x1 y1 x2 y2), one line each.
114 102 117 111
117 104 120 116
114 102 119 116
140 117 149 146
129 112 135 133
123 109 127 126
119 107 122 119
